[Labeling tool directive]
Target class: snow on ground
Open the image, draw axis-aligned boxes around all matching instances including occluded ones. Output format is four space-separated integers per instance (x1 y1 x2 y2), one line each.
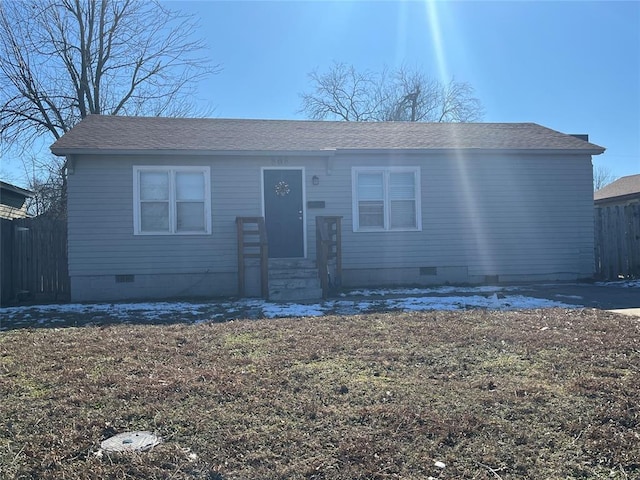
0 286 578 330
387 294 574 312
341 285 523 297
554 294 584 300
596 279 640 288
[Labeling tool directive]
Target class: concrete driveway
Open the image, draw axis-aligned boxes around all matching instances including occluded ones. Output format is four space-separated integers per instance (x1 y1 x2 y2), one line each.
514 281 640 316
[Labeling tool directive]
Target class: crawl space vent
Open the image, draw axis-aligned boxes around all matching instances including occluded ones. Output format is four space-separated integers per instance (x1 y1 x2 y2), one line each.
115 275 135 283
420 267 437 276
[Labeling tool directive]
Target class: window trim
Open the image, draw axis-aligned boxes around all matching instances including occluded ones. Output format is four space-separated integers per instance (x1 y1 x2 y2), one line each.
351 166 422 232
133 165 211 235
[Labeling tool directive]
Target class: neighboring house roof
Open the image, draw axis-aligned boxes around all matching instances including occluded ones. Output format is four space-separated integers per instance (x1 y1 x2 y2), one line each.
0 181 34 220
594 174 640 205
50 115 605 156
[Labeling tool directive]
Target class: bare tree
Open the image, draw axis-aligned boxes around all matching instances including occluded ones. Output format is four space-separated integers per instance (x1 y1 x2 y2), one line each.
380 67 441 122
299 63 385 121
0 0 220 215
23 157 67 218
593 164 617 191
299 62 484 123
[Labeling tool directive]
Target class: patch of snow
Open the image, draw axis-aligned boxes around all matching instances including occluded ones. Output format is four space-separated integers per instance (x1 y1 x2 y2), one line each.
0 289 580 328
260 302 325 319
328 300 369 315
341 285 522 297
2 301 209 316
554 294 583 300
383 295 573 312
500 295 575 309
595 280 640 288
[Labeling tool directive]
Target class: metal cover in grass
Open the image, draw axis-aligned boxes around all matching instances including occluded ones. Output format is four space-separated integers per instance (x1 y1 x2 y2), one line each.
100 431 161 453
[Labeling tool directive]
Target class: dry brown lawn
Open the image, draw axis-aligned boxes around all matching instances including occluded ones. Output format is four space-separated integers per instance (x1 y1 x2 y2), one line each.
1 308 639 479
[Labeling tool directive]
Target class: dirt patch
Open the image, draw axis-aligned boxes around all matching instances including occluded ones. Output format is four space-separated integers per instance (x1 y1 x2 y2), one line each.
1 308 638 479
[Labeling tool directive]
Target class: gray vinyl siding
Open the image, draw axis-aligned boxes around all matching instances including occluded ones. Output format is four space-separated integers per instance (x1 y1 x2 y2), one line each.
67 150 595 299
331 152 594 278
68 155 265 277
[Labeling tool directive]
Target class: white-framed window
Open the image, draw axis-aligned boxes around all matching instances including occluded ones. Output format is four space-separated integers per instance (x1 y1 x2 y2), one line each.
133 166 211 235
352 167 421 232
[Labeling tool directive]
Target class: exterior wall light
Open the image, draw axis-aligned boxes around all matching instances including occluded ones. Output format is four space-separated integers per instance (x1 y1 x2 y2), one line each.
312 175 320 185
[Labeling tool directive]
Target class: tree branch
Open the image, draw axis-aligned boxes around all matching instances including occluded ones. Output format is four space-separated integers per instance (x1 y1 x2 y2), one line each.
299 63 484 124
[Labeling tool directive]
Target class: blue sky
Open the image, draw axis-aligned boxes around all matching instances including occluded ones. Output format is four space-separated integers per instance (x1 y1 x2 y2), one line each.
175 0 639 178
1 0 637 186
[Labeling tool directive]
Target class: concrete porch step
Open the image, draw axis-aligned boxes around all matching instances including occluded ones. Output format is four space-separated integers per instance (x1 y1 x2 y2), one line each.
268 257 323 302
269 258 317 269
269 277 322 290
269 268 319 280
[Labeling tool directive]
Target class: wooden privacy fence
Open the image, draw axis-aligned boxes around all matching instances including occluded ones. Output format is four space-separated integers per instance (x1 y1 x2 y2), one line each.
594 203 640 280
1 216 70 305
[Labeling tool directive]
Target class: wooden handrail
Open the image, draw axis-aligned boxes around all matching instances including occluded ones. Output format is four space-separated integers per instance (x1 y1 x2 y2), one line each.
316 216 342 299
236 217 269 299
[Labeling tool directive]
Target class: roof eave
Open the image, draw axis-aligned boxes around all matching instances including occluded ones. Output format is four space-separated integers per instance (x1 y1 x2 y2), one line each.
51 147 606 157
333 147 606 156
51 148 339 157
595 192 640 205
0 181 34 197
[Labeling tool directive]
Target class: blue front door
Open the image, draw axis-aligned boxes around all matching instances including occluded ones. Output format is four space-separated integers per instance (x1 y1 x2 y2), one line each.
263 169 304 258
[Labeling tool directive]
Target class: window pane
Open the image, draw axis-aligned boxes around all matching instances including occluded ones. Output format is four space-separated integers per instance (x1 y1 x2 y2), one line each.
358 173 383 200
176 172 205 201
390 200 416 228
141 202 169 231
177 202 205 231
140 172 169 201
359 201 384 228
389 172 415 200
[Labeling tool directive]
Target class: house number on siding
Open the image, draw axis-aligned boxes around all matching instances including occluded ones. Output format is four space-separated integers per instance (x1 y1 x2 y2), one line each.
271 158 289 166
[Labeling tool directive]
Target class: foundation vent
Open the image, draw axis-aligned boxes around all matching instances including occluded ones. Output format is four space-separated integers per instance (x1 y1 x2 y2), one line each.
115 275 135 283
420 267 437 276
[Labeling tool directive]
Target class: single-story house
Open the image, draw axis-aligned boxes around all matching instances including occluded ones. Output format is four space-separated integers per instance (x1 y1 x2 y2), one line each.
0 181 33 220
51 115 605 302
594 174 640 206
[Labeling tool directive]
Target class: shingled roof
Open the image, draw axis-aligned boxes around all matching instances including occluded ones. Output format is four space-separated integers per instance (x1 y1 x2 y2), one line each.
594 174 640 204
0 181 33 220
50 115 605 155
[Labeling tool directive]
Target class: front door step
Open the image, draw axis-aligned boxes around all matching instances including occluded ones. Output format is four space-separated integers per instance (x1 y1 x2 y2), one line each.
268 259 323 302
